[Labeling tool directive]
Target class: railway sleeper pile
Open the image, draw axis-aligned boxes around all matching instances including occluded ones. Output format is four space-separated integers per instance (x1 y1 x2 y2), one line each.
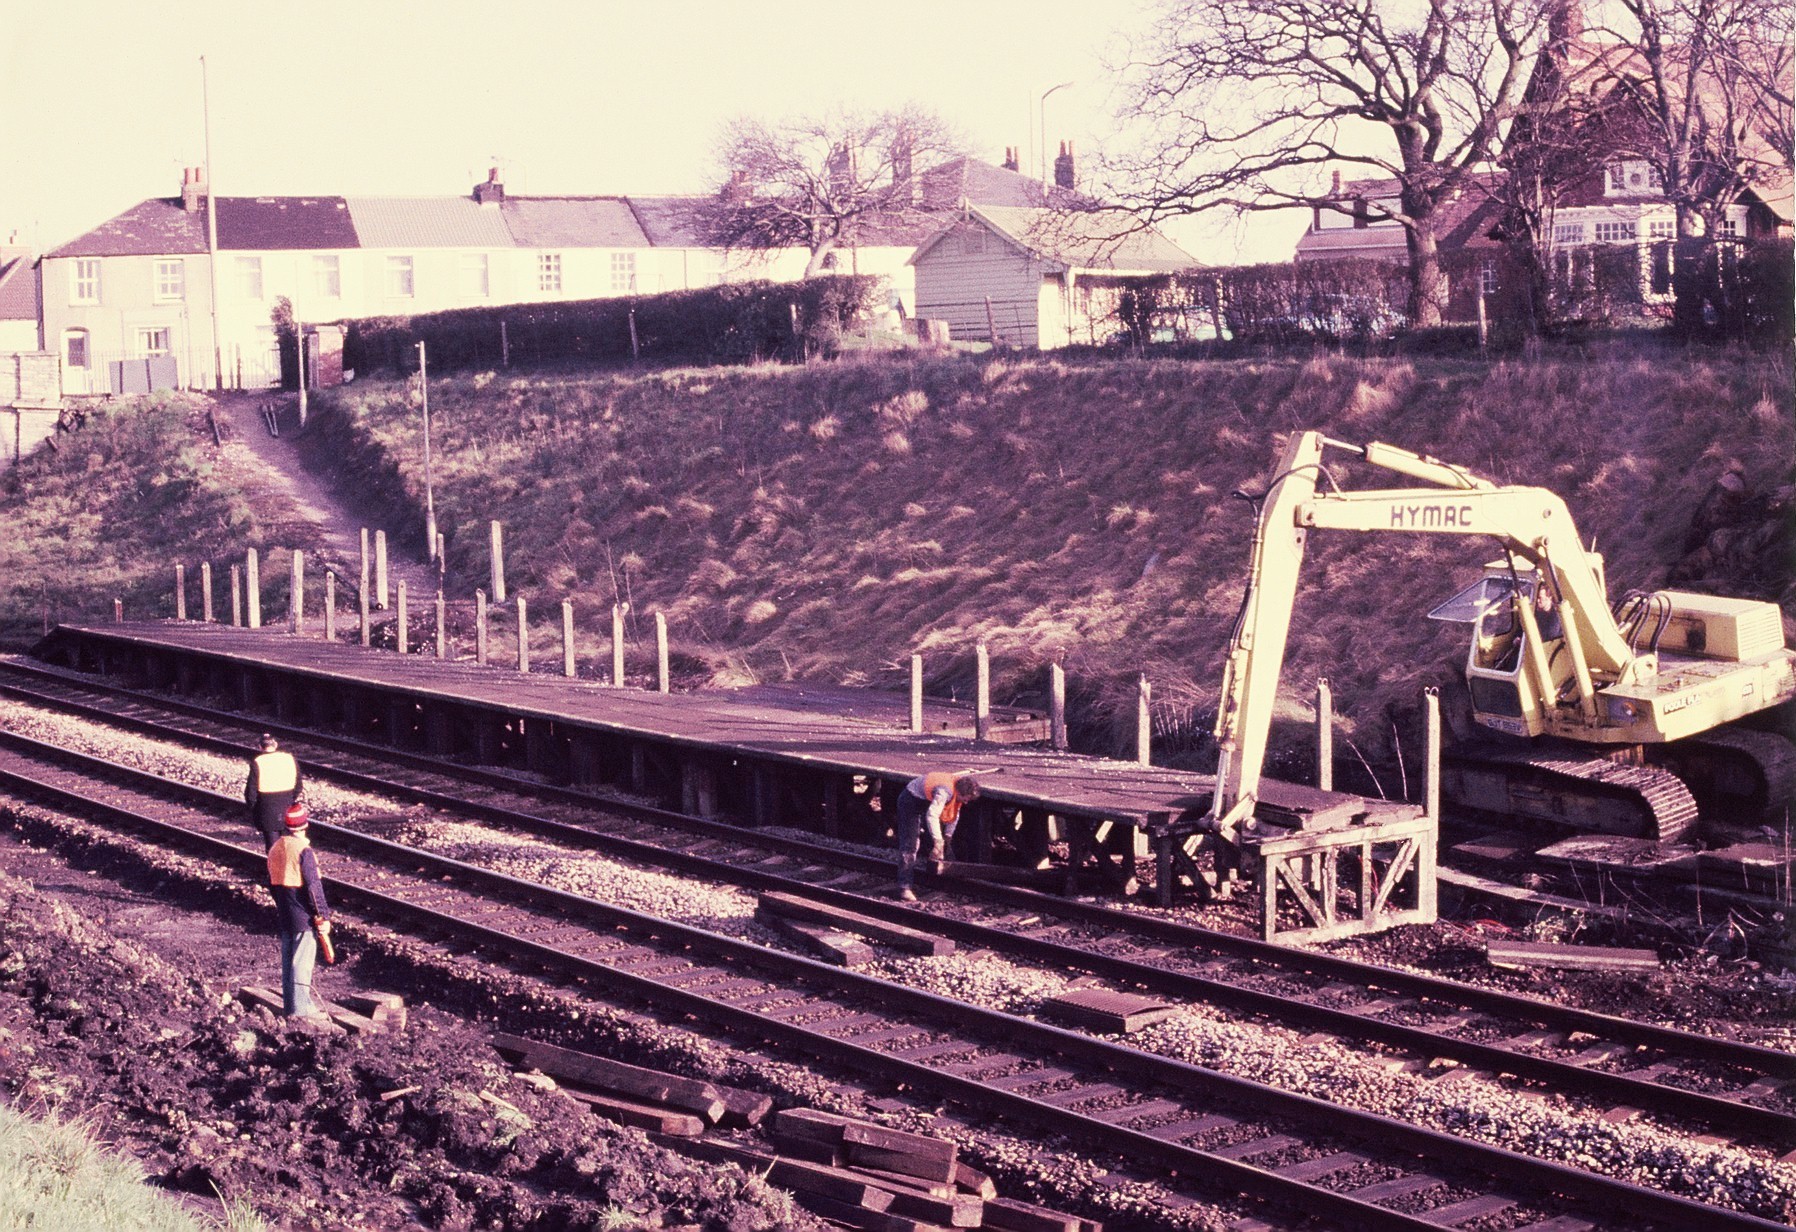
495 1032 1098 1231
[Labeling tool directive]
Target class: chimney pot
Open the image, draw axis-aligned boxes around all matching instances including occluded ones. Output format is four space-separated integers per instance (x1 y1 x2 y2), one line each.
1053 140 1076 191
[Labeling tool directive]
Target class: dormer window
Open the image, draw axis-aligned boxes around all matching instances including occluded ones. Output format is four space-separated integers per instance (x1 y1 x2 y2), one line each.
1604 160 1662 196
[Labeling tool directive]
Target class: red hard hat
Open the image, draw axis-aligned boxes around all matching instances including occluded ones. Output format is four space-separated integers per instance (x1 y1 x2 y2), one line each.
284 804 310 829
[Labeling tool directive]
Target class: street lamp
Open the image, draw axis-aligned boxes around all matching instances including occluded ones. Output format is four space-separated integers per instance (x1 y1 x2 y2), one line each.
1039 82 1073 183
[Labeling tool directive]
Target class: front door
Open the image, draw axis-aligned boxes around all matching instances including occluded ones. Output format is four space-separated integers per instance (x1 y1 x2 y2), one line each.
61 329 91 395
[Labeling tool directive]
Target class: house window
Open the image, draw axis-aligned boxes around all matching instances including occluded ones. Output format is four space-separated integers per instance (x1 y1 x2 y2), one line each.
538 253 562 293
1478 262 1499 296
138 327 171 355
386 255 414 298
154 259 185 302
236 256 264 299
72 259 101 305
1717 217 1739 238
1647 219 1674 240
460 254 489 298
962 229 987 255
610 252 636 293
1552 222 1585 245
313 255 341 298
63 329 89 368
1594 221 1636 243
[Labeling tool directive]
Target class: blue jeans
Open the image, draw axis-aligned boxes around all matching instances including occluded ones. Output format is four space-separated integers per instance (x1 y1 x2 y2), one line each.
280 929 319 1017
895 793 953 892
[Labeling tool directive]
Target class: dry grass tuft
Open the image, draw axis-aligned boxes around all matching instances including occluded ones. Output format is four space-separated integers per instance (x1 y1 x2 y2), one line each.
948 420 975 440
882 430 912 455
675 495 715 520
808 414 841 442
1750 392 1784 428
903 502 928 518
879 390 930 426
744 599 778 624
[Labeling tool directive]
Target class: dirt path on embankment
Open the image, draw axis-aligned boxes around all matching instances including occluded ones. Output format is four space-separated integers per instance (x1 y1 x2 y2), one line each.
208 392 439 601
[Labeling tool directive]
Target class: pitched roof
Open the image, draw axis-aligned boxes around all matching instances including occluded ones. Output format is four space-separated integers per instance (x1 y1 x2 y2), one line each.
627 196 714 247
48 199 208 258
344 196 516 248
217 197 357 250
918 158 1066 210
0 256 38 322
917 204 1196 273
501 197 651 248
1293 173 1505 262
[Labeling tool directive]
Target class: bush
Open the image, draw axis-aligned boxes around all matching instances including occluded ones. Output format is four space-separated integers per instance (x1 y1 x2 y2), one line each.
341 277 883 376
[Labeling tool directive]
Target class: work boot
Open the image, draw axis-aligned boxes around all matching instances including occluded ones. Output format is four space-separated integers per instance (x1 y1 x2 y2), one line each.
897 888 918 902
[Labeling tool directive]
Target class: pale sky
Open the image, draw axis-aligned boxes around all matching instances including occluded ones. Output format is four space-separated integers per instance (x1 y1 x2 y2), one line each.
0 0 1305 264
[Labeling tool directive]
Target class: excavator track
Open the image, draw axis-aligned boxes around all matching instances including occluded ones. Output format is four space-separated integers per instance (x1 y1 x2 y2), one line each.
1442 747 1700 844
1653 726 1796 825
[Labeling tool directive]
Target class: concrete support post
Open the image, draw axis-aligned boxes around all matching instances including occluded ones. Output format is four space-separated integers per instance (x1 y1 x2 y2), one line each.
475 589 489 665
358 577 370 647
655 612 669 694
561 600 575 678
200 562 214 623
516 595 529 673
358 528 369 603
974 642 991 742
489 520 506 603
324 572 336 641
1425 687 1441 822
1317 677 1334 792
230 565 242 627
175 564 187 621
375 530 389 610
246 549 261 629
435 591 446 659
611 603 625 687
396 581 409 655
288 549 304 634
1050 662 1067 752
909 654 923 733
1136 673 1152 767
113 598 123 623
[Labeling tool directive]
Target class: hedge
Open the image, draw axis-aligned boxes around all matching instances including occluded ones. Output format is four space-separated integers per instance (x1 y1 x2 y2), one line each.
338 275 882 377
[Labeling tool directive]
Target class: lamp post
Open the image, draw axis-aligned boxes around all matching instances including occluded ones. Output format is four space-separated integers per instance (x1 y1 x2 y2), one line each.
1039 81 1073 183
419 341 436 564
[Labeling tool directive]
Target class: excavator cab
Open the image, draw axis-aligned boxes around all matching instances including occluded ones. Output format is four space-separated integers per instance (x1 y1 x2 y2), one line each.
1429 562 1593 739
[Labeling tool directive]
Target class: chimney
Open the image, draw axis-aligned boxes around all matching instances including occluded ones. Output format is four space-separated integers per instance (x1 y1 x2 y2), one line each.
1001 146 1019 172
1331 169 1342 195
720 169 750 203
892 135 917 205
1053 140 1076 190
1548 0 1584 46
473 167 505 205
181 166 206 214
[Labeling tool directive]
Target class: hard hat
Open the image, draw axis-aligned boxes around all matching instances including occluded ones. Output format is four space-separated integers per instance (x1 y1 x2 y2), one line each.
284 804 310 829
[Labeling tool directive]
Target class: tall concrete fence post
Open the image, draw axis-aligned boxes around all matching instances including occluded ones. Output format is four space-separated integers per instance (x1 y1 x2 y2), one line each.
200 562 214 623
289 550 305 634
358 528 369 603
396 581 409 655
358 577 371 647
475 589 489 665
909 654 924 733
375 530 389 610
113 598 123 623
561 599 575 678
655 612 669 694
974 643 991 743
1136 673 1152 767
1316 678 1334 792
230 566 242 627
246 549 261 629
435 591 446 659
1425 686 1441 823
324 571 336 641
611 603 625 687
489 521 506 603
516 596 529 673
1050 662 1067 752
175 564 187 621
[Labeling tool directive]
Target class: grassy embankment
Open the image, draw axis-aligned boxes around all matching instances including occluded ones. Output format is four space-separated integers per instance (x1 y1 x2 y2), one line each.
302 346 1792 775
0 395 276 649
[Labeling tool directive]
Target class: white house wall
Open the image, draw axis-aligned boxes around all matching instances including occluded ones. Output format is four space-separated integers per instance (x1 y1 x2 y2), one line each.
914 224 1044 347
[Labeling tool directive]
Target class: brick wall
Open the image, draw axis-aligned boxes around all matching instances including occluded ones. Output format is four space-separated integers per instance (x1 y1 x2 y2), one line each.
1 352 64 470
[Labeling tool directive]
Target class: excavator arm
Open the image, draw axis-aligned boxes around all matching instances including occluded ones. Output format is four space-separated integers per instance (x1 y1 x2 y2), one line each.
1208 431 1649 836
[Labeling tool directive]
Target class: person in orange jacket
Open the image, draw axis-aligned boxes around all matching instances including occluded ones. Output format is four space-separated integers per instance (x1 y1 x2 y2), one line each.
894 771 979 901
267 804 332 1019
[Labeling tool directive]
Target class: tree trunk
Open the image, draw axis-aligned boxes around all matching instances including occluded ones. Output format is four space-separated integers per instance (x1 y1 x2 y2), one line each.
1406 224 1449 329
802 236 838 279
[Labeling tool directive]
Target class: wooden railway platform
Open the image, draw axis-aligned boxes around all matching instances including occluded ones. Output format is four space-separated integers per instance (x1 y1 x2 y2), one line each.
31 621 1435 942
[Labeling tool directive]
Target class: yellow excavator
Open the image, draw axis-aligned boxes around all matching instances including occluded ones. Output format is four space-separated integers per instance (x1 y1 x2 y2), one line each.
1210 430 1796 845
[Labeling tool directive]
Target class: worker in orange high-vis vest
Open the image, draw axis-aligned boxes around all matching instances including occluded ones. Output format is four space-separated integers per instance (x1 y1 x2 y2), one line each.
267 804 332 1020
245 733 302 849
894 771 979 901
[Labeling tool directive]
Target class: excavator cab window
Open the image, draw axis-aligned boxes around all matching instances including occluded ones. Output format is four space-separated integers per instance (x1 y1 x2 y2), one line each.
1433 577 1532 719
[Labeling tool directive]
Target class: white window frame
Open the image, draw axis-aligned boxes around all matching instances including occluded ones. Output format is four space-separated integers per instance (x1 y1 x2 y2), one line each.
1594 221 1637 244
312 254 341 298
1552 222 1585 245
1647 219 1674 240
386 255 415 298
154 259 185 302
1717 217 1739 238
610 251 636 294
538 252 562 294
236 255 264 300
71 259 101 305
1478 261 1499 296
460 253 490 298
137 326 172 355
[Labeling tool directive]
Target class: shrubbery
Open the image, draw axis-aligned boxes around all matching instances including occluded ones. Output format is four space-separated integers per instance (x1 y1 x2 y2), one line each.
341 276 882 377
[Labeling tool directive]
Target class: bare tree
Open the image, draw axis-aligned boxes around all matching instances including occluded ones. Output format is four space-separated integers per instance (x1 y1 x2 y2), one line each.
1110 0 1552 327
702 107 963 278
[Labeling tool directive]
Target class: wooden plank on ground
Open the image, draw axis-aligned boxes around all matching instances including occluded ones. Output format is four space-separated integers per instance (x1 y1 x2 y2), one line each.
982 1194 1087 1232
953 1160 998 1199
1485 940 1659 973
771 1108 960 1184
660 1137 896 1209
318 1000 381 1036
756 909 876 967
237 986 346 1032
713 1083 774 1128
793 1192 951 1232
492 1032 725 1122
335 990 407 1032
758 891 954 956
562 1087 705 1135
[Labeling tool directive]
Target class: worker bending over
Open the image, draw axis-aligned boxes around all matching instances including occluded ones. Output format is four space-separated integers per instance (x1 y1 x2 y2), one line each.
895 771 979 901
245 733 302 849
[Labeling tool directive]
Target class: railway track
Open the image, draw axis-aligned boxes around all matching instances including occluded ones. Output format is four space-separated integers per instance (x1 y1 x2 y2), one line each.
1 659 1791 1151
0 707 1791 1229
